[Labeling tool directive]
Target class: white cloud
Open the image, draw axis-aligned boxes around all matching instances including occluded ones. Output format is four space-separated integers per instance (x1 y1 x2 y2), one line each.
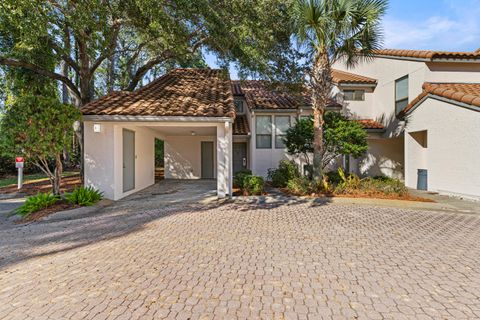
381 1 480 51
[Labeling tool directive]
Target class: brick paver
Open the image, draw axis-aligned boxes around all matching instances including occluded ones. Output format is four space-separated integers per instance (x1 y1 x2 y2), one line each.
1 199 479 319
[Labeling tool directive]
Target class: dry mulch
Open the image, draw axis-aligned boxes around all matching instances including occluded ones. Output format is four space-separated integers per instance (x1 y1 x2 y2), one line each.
280 188 435 202
0 175 82 196
332 192 435 202
18 201 79 223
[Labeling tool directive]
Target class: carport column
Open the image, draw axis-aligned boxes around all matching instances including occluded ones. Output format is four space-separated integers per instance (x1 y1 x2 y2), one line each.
217 121 233 198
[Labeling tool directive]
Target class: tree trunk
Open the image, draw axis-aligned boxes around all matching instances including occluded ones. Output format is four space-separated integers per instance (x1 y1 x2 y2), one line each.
53 154 63 195
107 54 115 93
311 51 333 183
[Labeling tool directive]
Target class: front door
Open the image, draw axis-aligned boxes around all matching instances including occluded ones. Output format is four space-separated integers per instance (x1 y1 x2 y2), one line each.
233 142 247 174
201 141 214 179
122 129 135 192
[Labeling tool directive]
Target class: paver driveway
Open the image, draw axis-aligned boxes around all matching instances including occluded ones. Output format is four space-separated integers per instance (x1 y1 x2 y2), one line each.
1 194 480 319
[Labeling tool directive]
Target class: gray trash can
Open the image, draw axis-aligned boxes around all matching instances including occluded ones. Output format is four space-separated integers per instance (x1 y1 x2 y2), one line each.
417 169 428 190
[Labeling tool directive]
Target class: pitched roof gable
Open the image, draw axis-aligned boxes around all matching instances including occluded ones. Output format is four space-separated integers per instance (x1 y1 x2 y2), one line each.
232 80 340 110
331 69 377 85
402 82 480 115
81 69 235 118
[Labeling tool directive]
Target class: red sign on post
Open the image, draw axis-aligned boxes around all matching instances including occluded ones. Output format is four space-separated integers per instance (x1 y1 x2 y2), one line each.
16 157 24 163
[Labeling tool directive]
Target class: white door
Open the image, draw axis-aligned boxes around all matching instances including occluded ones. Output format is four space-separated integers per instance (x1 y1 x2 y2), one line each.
123 129 135 192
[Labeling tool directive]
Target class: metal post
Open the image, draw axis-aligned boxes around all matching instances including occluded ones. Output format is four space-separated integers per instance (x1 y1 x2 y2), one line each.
18 167 23 189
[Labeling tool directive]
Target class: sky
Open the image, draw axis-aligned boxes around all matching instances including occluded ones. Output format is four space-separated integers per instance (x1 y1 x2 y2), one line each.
205 0 480 79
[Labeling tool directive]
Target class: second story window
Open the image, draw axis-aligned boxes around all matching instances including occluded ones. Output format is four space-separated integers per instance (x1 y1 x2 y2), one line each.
344 90 365 101
395 75 409 114
234 100 244 114
256 115 272 149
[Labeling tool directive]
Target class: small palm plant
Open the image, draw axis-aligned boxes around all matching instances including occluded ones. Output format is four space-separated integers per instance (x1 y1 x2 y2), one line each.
294 0 387 182
15 192 60 217
65 186 103 206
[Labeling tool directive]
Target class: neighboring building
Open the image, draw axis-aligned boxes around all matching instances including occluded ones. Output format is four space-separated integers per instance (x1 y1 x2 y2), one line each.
333 49 480 200
82 48 480 201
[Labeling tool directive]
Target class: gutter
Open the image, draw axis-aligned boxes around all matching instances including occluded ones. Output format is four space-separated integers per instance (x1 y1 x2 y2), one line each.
82 115 234 122
338 83 377 88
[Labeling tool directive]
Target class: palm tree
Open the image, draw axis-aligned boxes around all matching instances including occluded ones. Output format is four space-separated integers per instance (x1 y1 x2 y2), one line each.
294 0 387 182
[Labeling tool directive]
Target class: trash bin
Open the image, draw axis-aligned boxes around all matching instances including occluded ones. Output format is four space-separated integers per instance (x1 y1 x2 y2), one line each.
417 169 428 190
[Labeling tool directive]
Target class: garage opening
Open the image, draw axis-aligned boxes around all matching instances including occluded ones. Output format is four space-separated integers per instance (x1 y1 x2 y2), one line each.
155 138 164 182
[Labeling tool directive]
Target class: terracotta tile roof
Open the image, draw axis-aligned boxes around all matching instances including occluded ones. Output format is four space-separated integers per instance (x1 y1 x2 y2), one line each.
373 49 480 61
354 119 385 130
403 82 480 115
231 80 340 110
81 69 235 118
232 80 300 109
233 114 250 135
331 69 377 85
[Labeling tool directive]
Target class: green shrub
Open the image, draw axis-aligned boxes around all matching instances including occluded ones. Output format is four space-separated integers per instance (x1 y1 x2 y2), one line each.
242 175 264 195
361 177 408 195
323 170 343 185
333 168 408 196
233 169 252 189
286 177 313 195
267 160 300 188
66 186 103 206
15 192 60 217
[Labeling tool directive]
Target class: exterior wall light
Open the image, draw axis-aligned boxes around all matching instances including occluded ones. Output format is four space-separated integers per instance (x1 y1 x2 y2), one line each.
93 123 102 133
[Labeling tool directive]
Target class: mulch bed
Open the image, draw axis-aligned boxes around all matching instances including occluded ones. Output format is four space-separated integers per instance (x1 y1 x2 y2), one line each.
0 175 82 195
279 188 435 202
18 201 79 223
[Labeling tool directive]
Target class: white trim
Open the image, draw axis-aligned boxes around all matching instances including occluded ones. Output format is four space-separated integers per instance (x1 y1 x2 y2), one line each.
83 115 234 122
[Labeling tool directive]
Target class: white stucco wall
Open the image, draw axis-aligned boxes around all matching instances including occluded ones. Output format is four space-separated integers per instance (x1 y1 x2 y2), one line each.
354 137 404 179
85 119 233 200
84 121 160 200
405 99 480 200
250 112 297 177
84 122 116 200
164 136 216 179
334 58 480 135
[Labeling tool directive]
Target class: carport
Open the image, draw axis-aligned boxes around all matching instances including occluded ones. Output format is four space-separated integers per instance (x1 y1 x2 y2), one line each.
81 69 235 200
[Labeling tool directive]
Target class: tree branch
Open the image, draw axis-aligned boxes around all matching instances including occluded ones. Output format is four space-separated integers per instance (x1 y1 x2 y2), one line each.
90 22 121 74
0 57 82 102
47 38 80 74
124 36 208 91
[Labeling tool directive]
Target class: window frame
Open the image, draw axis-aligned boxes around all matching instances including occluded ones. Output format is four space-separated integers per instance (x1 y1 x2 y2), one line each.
274 115 291 149
343 89 365 101
234 99 244 114
395 75 409 115
255 115 272 149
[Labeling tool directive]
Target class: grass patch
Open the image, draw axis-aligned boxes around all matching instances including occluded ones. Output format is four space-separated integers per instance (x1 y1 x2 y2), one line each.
0 171 78 188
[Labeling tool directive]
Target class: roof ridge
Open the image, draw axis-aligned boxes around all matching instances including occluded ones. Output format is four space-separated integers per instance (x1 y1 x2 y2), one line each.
373 48 480 61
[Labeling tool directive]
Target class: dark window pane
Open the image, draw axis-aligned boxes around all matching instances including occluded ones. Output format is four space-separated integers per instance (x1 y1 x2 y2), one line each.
395 99 408 114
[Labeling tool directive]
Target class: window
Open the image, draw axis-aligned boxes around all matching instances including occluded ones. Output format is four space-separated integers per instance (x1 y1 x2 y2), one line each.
344 90 365 101
395 75 409 114
256 116 272 149
234 100 244 113
275 116 290 149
